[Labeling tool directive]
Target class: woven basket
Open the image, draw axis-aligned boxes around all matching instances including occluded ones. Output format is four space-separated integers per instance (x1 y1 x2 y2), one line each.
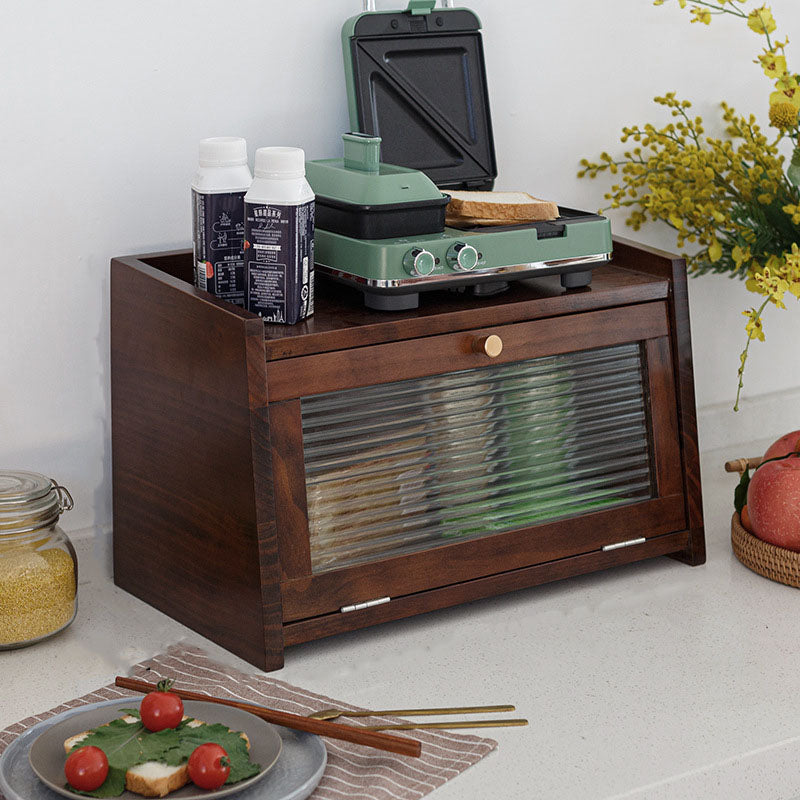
731 511 800 588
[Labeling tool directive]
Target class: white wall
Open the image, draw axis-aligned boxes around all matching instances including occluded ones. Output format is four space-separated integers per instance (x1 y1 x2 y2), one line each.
2 0 799 533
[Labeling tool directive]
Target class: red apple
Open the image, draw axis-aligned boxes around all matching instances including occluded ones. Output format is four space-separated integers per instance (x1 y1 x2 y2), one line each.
747 457 800 550
763 430 800 461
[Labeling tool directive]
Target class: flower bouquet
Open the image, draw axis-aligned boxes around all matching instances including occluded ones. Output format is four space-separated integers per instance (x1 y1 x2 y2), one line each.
579 1 800 409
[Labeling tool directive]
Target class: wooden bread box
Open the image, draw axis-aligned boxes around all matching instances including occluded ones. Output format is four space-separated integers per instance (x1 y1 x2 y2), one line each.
110 237 705 671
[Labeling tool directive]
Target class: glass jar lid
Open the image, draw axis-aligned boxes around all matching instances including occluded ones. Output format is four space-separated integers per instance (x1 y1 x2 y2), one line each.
0 470 73 535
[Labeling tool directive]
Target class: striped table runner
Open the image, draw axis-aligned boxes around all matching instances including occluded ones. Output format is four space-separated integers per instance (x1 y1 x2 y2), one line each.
0 644 497 799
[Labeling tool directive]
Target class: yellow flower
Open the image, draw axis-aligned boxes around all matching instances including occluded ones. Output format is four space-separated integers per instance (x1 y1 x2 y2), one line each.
770 89 800 110
783 244 800 298
732 245 752 267
759 52 787 79
757 273 788 308
580 2 799 408
783 204 800 225
785 242 800 269
743 309 766 341
776 74 799 93
748 6 777 35
769 101 798 129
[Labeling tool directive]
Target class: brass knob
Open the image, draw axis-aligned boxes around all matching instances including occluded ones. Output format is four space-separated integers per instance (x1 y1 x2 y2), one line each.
472 334 503 358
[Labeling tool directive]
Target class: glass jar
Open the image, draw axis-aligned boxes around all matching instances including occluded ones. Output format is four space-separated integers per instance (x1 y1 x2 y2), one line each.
0 470 77 649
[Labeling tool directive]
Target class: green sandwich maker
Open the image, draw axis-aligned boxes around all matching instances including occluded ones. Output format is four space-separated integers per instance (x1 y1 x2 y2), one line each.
306 0 612 311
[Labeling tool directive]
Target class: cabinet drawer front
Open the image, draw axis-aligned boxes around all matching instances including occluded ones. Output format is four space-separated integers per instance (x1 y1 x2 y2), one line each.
266 303 668 401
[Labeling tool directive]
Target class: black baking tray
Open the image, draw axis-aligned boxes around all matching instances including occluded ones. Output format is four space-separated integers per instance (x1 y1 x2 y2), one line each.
315 192 449 239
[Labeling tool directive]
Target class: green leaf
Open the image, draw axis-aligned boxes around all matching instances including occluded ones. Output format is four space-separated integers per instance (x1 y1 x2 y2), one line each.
71 719 182 770
734 468 750 514
65 716 261 796
175 724 262 783
117 709 140 719
67 766 127 798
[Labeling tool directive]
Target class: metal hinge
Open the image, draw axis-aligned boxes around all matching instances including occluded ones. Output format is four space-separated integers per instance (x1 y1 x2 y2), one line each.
602 537 647 552
341 596 391 613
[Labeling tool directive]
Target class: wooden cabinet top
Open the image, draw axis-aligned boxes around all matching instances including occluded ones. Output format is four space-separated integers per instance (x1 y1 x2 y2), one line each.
112 238 675 360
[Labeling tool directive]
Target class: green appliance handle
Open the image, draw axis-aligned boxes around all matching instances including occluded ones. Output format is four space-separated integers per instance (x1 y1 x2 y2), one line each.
342 133 382 173
406 0 436 13
360 0 446 12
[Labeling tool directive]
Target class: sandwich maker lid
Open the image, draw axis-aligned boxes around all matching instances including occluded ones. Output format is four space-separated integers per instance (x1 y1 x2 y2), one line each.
342 2 496 191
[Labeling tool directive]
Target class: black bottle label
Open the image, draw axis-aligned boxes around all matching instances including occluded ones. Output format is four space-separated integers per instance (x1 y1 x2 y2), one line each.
245 200 315 324
192 189 246 307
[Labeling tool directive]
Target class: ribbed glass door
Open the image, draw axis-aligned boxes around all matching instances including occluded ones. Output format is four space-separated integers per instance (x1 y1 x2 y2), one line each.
301 343 654 574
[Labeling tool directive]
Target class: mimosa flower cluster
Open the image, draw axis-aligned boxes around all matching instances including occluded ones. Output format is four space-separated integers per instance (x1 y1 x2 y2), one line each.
580 1 800 409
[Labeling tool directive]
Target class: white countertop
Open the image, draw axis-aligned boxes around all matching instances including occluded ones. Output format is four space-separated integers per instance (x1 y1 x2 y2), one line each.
4 438 800 800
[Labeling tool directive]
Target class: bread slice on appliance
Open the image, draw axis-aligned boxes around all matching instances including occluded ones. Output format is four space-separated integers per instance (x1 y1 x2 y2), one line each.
445 190 559 221
446 215 530 227
64 714 250 798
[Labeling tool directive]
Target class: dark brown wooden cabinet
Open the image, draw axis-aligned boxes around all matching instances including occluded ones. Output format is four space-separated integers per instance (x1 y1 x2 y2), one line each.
110 237 704 671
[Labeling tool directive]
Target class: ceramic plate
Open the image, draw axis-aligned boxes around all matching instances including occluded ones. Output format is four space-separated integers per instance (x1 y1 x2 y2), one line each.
26 699 283 800
0 699 325 800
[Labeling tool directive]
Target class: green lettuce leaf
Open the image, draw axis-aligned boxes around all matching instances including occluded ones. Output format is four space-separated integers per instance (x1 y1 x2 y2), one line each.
65 716 261 796
70 719 183 770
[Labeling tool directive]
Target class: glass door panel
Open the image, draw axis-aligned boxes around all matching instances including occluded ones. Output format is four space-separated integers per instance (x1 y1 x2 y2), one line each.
301 343 654 573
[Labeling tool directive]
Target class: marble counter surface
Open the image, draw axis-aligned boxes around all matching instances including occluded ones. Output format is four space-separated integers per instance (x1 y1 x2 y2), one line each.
4 438 800 799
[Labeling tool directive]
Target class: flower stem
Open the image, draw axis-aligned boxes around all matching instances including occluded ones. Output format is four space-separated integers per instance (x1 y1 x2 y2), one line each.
734 297 770 412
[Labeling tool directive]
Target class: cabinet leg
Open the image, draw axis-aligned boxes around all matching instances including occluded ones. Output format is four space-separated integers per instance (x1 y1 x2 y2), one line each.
259 649 285 673
669 528 707 566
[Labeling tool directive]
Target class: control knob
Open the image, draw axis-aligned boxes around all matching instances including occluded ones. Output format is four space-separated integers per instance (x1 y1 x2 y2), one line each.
403 248 436 277
446 242 479 271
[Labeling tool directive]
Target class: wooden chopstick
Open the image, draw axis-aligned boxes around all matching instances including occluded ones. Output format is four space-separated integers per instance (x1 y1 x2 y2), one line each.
114 676 421 758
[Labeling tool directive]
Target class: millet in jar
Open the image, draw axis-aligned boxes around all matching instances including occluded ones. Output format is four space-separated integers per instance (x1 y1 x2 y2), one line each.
0 540 76 646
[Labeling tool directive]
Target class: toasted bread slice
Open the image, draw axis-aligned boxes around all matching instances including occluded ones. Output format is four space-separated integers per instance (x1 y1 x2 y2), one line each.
446 190 559 221
65 715 249 798
446 215 541 227
124 762 189 798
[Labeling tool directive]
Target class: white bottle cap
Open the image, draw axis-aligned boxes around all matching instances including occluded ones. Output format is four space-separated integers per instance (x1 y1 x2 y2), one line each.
198 137 248 167
254 147 306 179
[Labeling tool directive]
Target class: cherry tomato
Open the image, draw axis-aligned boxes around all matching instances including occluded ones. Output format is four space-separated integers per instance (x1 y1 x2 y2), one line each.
139 679 184 732
188 743 231 790
64 745 109 792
